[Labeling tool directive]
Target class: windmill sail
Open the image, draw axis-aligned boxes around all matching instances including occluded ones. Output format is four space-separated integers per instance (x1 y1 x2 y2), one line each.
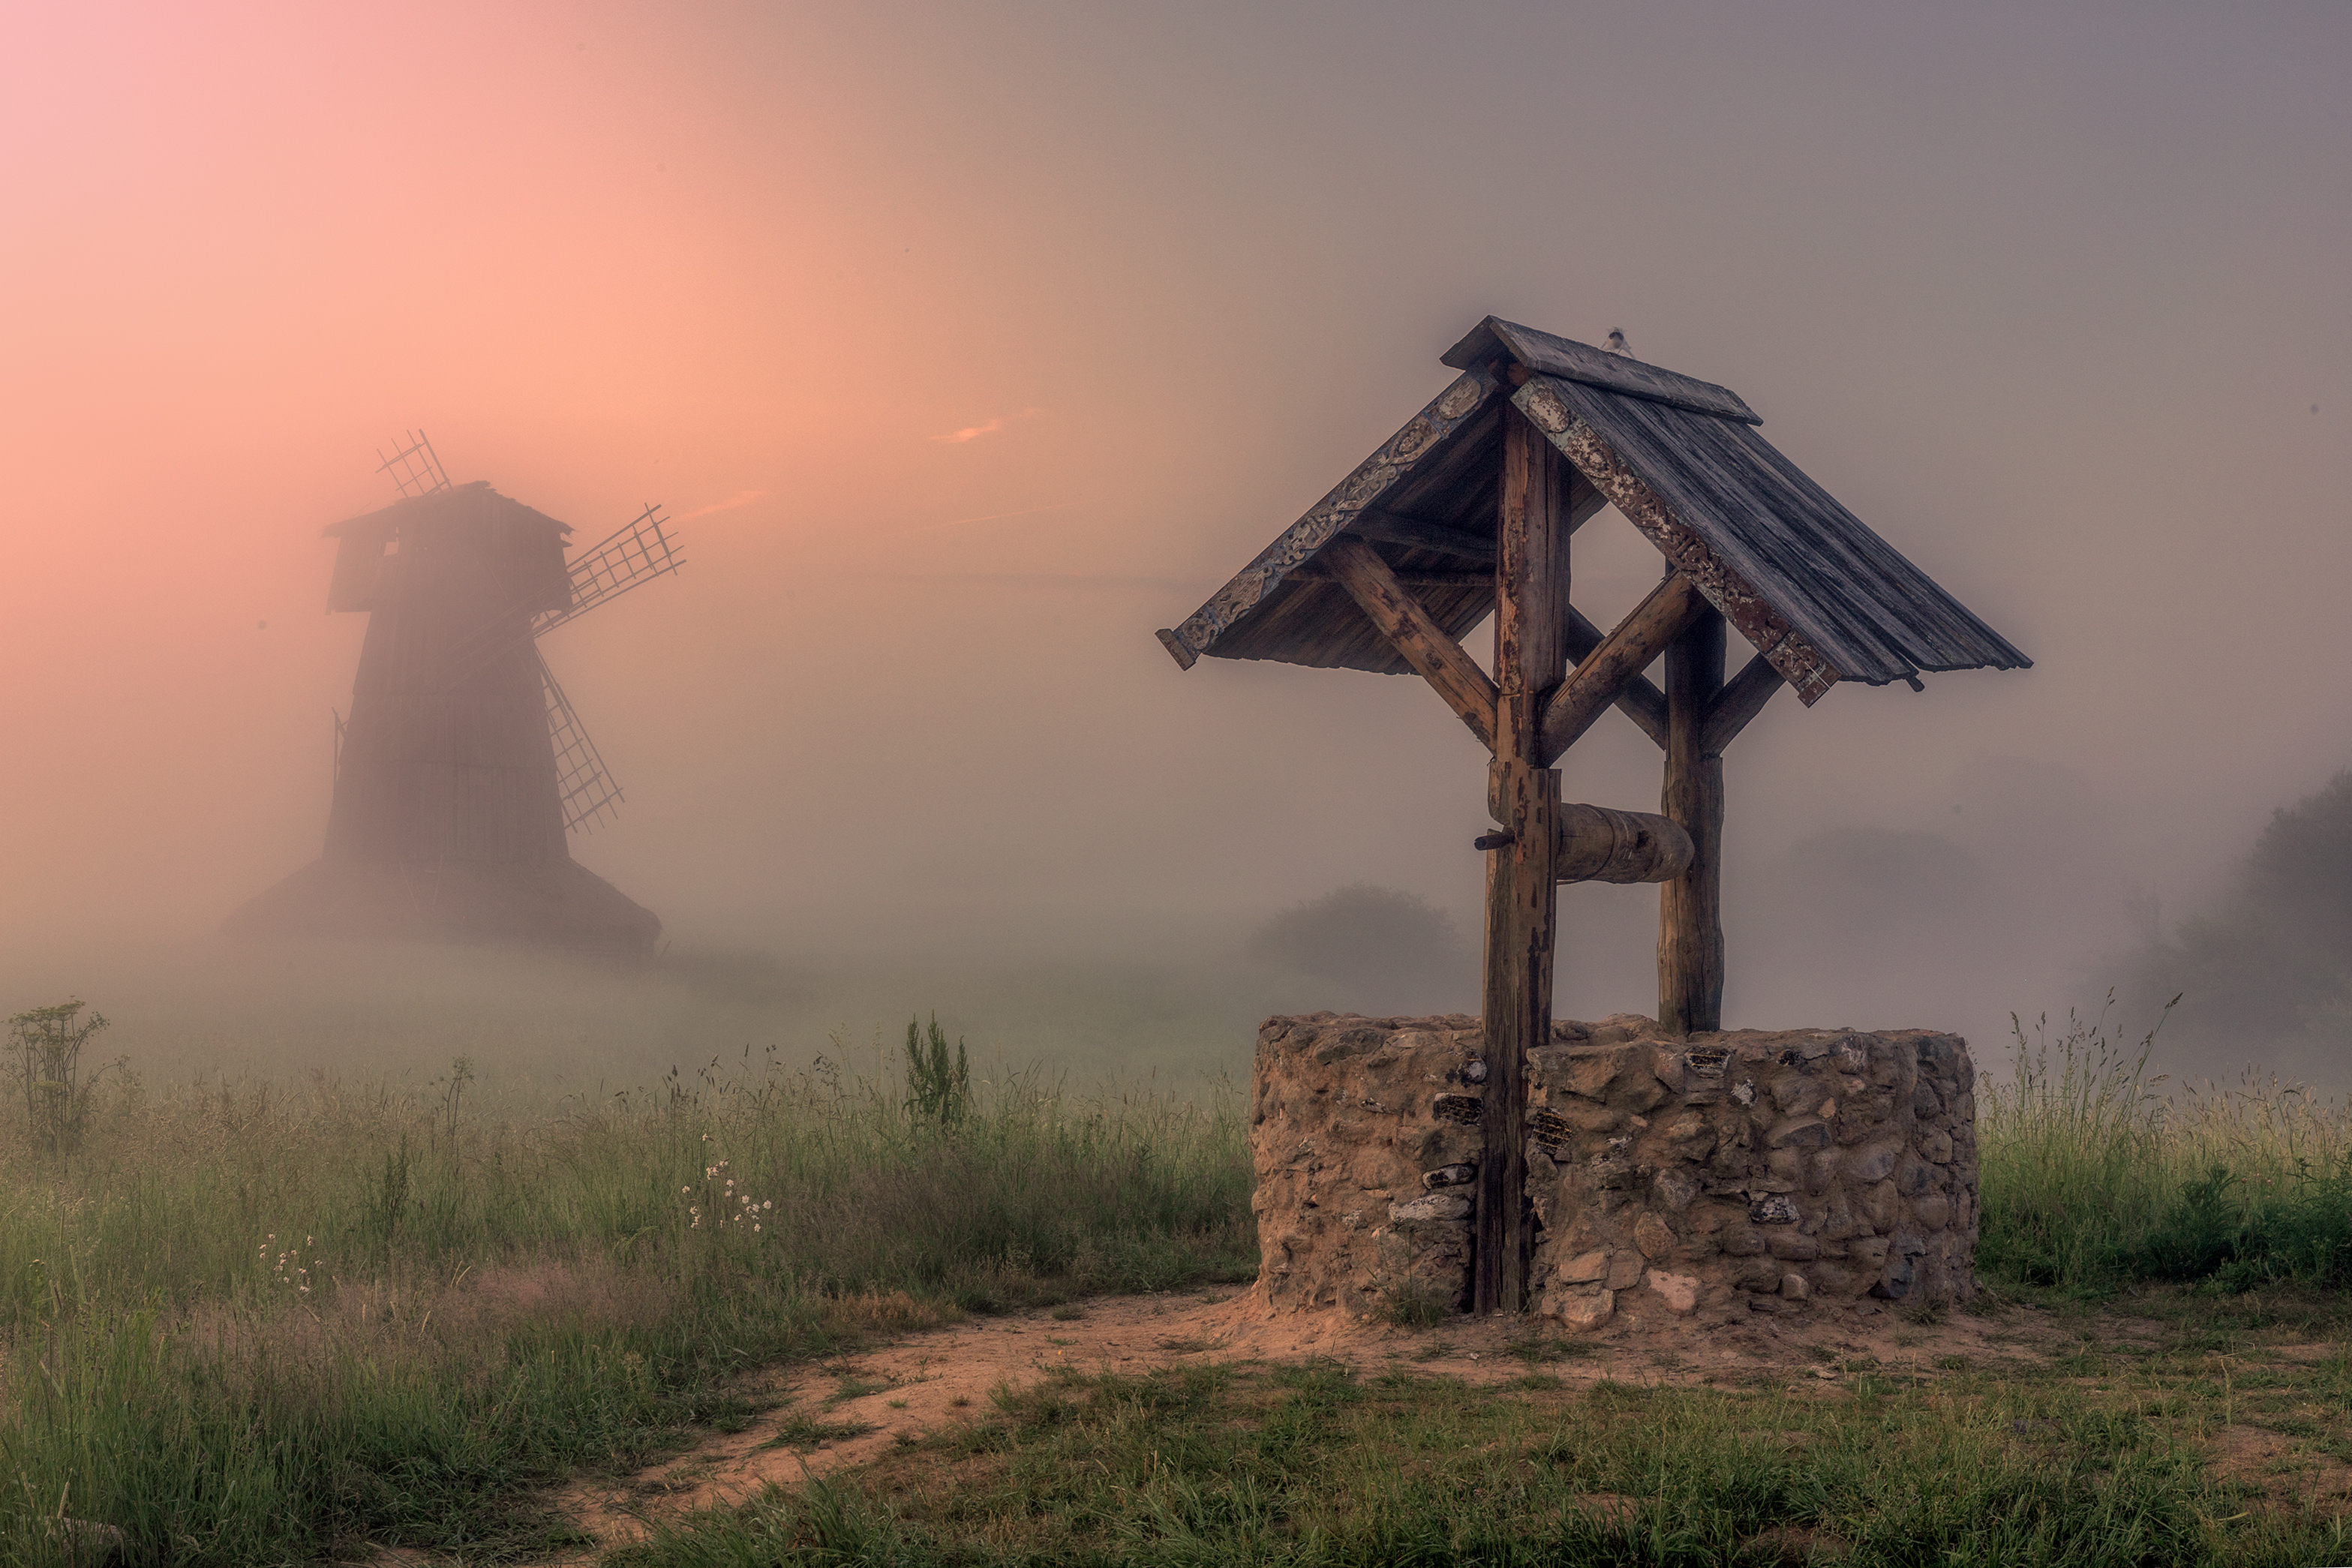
539 649 626 832
535 504 684 636
376 430 451 500
437 504 685 686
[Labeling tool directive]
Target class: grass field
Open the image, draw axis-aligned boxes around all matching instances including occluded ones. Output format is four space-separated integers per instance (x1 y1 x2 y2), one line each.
614 1294 2352 1568
5 983 2352 1563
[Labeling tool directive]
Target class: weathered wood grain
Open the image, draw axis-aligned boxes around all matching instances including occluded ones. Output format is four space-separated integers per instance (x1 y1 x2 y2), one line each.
1441 316 1762 424
1563 605 1669 748
1700 650 1786 756
1660 610 1727 1034
1320 539 1499 752
1536 573 1708 765
1479 754 1553 1317
1473 410 1570 1316
1556 802 1694 885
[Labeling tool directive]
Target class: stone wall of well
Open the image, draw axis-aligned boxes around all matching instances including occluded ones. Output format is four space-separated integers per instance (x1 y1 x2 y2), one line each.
1250 1012 1978 1329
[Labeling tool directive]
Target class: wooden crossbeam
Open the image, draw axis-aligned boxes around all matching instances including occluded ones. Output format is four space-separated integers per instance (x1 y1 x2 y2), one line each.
1563 605 1669 748
1535 574 1708 765
1320 539 1499 752
1700 651 1787 756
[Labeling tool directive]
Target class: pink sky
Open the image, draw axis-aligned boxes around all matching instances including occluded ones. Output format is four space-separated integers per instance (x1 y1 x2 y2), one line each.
3 2 2347 1041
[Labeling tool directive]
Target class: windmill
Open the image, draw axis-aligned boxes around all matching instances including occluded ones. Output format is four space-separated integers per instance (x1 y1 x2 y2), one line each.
227 432 684 952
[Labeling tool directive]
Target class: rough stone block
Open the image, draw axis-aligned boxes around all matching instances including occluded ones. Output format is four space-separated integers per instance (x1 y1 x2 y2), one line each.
1557 1249 1610 1284
1545 1287 1615 1330
1645 1270 1700 1314
1249 1014 1975 1325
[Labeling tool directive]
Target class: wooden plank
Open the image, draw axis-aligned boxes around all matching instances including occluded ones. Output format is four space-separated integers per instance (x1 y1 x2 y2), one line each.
1440 316 1762 423
1320 539 1499 752
1563 605 1668 748
1700 651 1786 756
1659 610 1727 1034
1479 757 1553 1316
1473 410 1570 1317
1535 574 1709 765
1496 413 1570 698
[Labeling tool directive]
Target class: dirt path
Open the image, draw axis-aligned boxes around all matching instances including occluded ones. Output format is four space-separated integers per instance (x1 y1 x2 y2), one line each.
545 1287 2110 1557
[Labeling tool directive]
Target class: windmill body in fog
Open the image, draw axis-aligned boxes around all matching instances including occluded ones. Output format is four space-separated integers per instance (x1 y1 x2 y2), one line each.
227 434 683 952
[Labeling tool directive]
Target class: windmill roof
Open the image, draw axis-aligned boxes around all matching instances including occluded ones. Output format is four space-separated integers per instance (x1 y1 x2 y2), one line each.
323 480 574 539
1155 317 2027 703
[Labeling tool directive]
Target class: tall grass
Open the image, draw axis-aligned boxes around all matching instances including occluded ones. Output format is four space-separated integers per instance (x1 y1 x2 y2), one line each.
0 1040 1252 1563
1980 994 2352 1293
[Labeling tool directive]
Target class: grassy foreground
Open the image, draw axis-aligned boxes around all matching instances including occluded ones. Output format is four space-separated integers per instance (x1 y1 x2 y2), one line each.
8 994 2352 1563
618 1296 2352 1568
0 1037 1251 1563
1980 999 2352 1295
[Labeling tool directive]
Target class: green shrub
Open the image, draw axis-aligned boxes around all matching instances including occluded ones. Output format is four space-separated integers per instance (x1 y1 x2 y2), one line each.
1981 990 2352 1294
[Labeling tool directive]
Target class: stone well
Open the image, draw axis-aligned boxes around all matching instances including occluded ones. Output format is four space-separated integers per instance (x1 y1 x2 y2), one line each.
1250 1012 1978 1329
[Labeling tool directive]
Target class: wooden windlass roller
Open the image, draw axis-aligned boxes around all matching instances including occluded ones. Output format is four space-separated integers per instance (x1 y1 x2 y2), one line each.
1555 803 1692 884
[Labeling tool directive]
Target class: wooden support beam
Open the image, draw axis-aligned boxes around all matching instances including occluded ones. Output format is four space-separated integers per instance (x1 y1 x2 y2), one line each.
1535 574 1709 766
1563 605 1669 748
1659 608 1727 1035
1476 410 1569 1317
1701 651 1787 757
1321 538 1499 752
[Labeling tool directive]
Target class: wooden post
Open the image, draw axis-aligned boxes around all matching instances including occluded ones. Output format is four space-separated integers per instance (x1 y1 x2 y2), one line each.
1659 605 1727 1034
1477 408 1568 1315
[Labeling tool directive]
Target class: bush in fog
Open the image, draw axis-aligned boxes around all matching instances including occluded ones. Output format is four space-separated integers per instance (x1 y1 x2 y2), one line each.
2126 770 2352 1059
5 998 117 1155
1251 884 1472 1014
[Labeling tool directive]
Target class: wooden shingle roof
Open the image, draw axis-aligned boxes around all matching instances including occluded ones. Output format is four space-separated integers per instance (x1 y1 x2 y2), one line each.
1158 317 2028 704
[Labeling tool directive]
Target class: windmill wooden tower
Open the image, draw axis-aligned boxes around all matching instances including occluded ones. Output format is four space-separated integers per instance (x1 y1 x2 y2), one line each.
1159 318 2029 1312
227 433 683 952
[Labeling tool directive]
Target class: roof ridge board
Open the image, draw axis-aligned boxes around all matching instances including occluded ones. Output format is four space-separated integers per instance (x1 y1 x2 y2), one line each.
1440 317 1761 425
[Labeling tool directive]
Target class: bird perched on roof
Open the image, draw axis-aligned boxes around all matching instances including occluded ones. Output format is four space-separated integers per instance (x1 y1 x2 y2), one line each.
1604 329 1633 357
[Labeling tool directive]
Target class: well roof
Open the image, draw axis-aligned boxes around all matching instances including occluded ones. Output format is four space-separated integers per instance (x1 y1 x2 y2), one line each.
1157 317 2027 703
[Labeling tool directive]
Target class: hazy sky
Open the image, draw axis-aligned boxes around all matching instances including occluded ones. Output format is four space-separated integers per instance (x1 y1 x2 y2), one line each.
4 2 2346 1052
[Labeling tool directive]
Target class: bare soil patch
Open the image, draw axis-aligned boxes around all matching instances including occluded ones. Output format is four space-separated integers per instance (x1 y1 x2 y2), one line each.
545 1285 2104 1557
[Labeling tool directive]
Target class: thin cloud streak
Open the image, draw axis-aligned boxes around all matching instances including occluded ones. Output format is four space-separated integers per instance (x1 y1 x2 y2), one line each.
675 488 768 522
931 406 1043 443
